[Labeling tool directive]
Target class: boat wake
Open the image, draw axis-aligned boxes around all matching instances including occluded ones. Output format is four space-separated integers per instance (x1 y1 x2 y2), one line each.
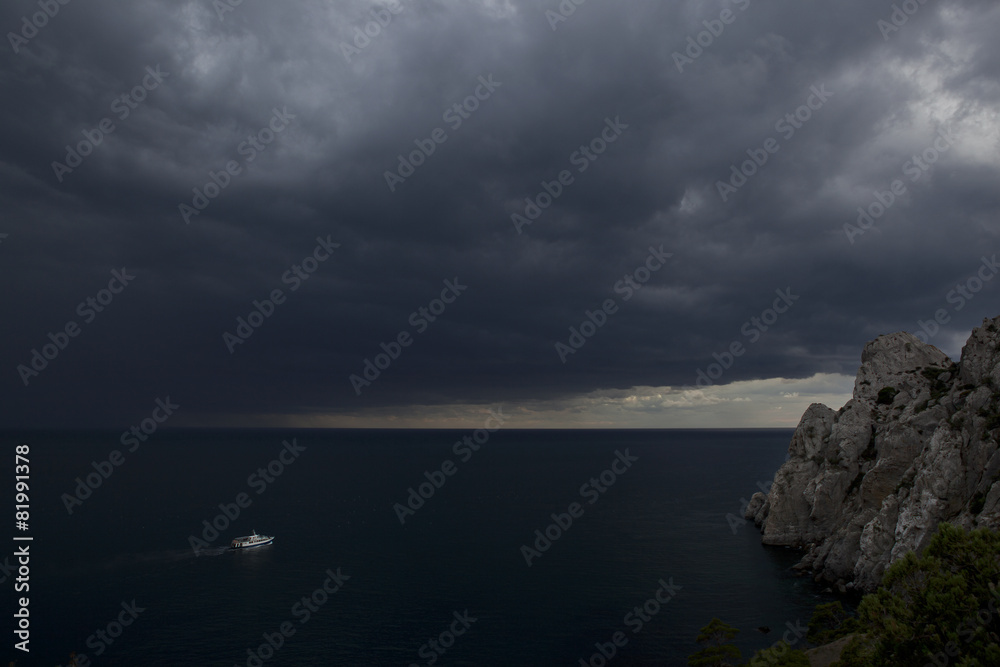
193 546 230 557
102 544 232 568
49 547 229 582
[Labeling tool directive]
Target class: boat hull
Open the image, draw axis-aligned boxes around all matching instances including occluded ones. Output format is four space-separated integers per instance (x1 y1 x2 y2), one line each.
229 535 274 550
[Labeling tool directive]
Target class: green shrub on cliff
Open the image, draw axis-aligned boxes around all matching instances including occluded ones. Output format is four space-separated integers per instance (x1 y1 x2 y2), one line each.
747 640 810 665
688 617 742 666
837 523 1000 666
807 601 859 645
876 386 899 405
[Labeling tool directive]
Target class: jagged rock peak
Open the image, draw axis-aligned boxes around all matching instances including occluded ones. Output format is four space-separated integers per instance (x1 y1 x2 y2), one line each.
853 331 951 404
747 315 1000 593
959 316 1000 387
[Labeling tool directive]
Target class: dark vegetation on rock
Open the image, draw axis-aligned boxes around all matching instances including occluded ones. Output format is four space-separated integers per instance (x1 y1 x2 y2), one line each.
690 523 1000 666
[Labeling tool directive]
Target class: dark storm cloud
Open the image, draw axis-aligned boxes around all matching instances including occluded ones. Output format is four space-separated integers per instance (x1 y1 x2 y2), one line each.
1 0 999 427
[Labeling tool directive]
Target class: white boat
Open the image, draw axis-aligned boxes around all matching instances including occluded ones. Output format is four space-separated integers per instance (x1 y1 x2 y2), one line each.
230 531 274 550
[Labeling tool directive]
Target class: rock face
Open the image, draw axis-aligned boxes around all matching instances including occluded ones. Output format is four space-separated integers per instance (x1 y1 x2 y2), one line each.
747 316 1000 592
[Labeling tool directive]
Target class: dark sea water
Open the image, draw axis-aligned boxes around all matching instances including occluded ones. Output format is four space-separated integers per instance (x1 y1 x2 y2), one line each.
2 429 842 666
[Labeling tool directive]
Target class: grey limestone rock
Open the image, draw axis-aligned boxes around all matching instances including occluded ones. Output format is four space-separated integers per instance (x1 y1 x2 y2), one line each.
746 316 1000 591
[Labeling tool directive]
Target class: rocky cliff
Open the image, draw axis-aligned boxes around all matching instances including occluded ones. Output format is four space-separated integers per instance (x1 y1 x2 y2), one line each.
746 315 1000 592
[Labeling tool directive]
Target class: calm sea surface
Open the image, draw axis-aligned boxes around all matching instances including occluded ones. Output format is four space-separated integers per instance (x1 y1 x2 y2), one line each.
2 429 841 665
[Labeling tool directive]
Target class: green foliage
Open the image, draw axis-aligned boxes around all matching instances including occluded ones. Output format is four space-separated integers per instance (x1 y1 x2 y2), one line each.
807 601 860 645
921 366 954 401
748 641 810 666
978 391 1000 437
876 386 899 405
921 366 948 382
688 617 742 667
892 472 916 497
971 492 987 514
837 523 1000 666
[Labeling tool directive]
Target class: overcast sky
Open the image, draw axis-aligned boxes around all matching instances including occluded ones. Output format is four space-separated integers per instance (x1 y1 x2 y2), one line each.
2 0 998 429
